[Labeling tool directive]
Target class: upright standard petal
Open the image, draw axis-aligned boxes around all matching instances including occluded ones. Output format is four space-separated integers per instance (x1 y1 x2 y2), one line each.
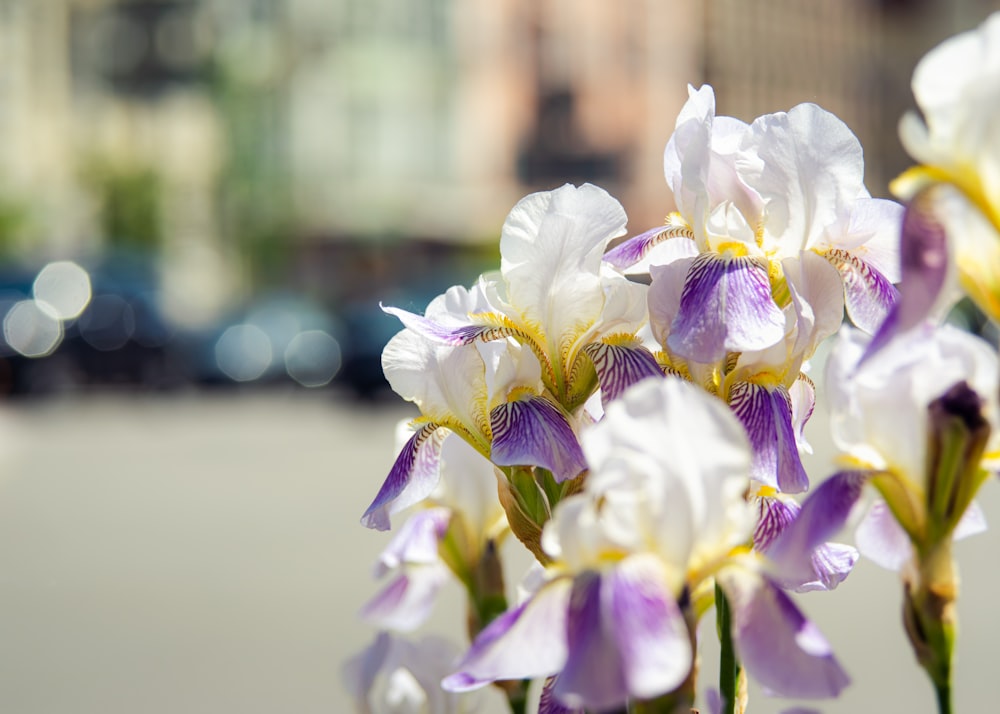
718 567 850 699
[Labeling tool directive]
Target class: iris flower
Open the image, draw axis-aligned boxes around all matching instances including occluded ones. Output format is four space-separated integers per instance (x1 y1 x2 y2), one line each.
649 249 844 493
443 378 849 711
363 283 586 531
361 429 509 632
606 84 901 363
385 183 656 413
892 12 1000 323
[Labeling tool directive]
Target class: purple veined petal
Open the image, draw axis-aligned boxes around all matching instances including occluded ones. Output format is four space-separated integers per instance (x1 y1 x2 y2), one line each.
755 497 858 592
669 253 786 363
607 555 693 701
864 188 950 359
359 563 450 632
753 496 798 552
361 424 448 531
798 542 859 593
764 471 869 585
729 382 809 494
539 677 584 714
824 248 899 335
490 394 587 482
717 567 850 699
582 341 664 407
855 499 911 572
551 572 628 711
382 304 522 347
603 222 695 271
443 577 573 691
373 508 451 578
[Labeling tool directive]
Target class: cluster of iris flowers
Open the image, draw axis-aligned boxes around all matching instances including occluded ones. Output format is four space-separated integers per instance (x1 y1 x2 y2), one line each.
346 14 1000 714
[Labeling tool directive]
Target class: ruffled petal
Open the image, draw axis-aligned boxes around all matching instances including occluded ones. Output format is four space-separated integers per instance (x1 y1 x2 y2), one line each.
764 471 869 585
729 382 809 493
718 568 850 699
500 183 627 351
490 394 587 482
443 578 572 691
741 103 864 252
669 253 785 362
362 425 448 531
824 248 899 335
582 341 664 407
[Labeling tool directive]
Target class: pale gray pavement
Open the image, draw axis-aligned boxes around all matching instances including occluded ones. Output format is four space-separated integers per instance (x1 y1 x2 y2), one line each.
0 389 996 713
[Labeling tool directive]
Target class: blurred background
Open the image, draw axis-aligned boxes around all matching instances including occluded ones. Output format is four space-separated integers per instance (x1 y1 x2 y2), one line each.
0 0 997 712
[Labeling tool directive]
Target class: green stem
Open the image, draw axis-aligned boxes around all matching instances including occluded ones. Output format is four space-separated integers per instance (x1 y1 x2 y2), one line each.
715 582 741 714
934 678 952 714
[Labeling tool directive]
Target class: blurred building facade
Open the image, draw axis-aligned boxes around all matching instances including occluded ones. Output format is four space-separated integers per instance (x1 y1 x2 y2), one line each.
0 0 994 324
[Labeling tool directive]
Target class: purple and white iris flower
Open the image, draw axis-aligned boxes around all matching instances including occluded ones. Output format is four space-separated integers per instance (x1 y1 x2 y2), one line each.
892 12 1000 324
344 631 480 714
824 323 1000 564
649 248 844 493
363 282 588 530
443 378 850 710
606 84 901 362
385 183 656 413
361 427 509 632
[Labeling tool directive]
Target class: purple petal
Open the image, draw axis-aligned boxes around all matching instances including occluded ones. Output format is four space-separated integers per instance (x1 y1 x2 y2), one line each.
582 341 664 407
359 565 450 631
443 578 572 691
764 471 868 585
825 249 899 335
382 304 525 347
755 497 858 592
669 253 785 362
373 508 451 577
603 223 694 270
490 395 587 482
799 543 859 593
854 499 911 572
864 190 949 358
729 382 809 493
608 556 692 701
552 573 628 712
718 569 850 699
361 425 447 531
753 496 798 553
